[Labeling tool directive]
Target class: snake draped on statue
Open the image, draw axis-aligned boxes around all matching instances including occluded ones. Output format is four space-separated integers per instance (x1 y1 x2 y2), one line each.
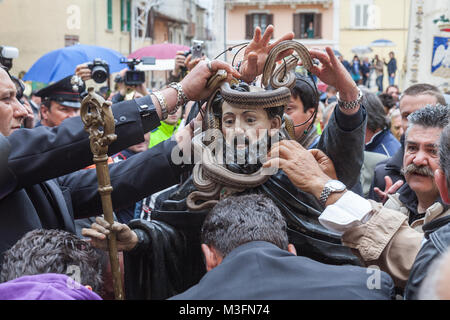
123 41 364 300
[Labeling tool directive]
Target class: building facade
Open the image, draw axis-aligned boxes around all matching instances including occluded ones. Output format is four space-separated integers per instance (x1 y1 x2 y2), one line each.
224 0 339 62
339 0 410 89
0 0 211 88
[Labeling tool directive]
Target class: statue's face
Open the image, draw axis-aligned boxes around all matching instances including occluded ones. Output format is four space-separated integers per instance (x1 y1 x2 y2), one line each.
221 101 281 149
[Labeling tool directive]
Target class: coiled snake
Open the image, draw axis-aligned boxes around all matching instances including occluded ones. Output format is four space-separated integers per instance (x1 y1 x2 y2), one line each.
186 40 314 211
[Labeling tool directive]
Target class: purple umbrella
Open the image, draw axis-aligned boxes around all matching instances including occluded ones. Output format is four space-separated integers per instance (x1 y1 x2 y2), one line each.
128 43 190 59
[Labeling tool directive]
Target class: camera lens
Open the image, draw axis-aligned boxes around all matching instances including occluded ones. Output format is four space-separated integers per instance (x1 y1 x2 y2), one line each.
91 65 108 83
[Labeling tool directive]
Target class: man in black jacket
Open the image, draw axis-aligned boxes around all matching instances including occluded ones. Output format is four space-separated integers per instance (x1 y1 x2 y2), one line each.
0 59 240 264
169 194 395 300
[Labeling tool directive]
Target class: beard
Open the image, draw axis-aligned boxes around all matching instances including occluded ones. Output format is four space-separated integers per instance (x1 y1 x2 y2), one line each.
221 133 273 174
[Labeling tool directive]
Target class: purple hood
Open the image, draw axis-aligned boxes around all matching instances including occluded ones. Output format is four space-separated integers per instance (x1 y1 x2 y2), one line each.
0 273 102 300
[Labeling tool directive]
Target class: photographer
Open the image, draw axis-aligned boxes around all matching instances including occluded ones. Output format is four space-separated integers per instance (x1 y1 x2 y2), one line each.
168 49 205 83
75 65 149 104
0 57 240 265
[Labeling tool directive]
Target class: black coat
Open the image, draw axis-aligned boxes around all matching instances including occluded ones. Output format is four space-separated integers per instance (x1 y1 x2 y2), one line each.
170 241 395 300
404 214 450 299
0 96 179 262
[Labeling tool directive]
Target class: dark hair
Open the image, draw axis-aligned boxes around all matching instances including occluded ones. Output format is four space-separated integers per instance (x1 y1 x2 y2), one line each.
401 83 446 105
407 104 449 132
385 84 399 93
0 229 103 294
378 93 395 111
42 98 52 110
291 74 319 113
440 124 450 197
211 82 284 125
363 90 389 132
201 194 289 258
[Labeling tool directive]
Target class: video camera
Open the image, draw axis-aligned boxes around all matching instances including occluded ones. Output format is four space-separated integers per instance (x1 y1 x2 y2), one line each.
87 58 110 83
119 57 155 86
0 46 19 71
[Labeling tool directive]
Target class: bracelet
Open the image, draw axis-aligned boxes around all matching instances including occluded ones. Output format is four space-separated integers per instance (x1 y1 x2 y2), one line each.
336 87 363 110
168 82 188 114
152 91 168 120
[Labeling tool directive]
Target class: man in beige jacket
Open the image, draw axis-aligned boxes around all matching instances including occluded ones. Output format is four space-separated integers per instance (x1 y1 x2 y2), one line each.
264 105 449 290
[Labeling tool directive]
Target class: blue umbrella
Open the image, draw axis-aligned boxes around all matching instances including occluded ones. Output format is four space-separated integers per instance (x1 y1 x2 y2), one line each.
23 44 126 83
369 39 396 47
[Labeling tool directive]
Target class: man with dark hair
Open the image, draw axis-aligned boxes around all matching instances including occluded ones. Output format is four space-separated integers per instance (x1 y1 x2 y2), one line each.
170 194 394 299
385 84 400 104
369 83 446 202
286 72 366 189
378 93 396 114
0 229 103 295
385 52 397 86
0 56 241 268
35 75 82 127
86 194 395 300
364 91 401 157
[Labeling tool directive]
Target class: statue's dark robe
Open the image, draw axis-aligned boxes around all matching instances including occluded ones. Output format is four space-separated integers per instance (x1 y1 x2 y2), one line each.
124 104 368 299
123 170 362 300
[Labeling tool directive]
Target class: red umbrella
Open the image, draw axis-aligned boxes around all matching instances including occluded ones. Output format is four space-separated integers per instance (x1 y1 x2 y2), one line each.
128 43 190 59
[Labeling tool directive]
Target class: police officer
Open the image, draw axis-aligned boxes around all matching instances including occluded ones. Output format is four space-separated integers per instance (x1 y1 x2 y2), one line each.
0 59 239 266
35 75 83 127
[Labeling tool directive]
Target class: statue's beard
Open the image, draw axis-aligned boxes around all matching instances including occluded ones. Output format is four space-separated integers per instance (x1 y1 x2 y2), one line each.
222 133 272 174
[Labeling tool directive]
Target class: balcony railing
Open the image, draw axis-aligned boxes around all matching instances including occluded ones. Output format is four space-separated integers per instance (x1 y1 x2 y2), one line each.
224 0 332 5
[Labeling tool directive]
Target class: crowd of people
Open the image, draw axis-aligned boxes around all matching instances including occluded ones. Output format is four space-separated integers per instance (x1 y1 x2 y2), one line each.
339 51 398 92
0 25 449 301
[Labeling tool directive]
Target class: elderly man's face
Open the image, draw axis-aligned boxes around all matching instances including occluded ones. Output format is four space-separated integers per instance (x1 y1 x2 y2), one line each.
41 101 80 127
399 94 438 133
390 114 403 141
221 102 281 149
0 69 28 136
403 125 441 197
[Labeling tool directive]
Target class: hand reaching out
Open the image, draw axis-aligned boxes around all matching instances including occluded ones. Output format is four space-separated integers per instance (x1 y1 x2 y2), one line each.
373 176 404 204
239 25 294 83
81 216 138 252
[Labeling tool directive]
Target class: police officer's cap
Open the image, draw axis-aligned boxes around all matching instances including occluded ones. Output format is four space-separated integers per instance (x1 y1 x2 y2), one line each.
36 75 84 109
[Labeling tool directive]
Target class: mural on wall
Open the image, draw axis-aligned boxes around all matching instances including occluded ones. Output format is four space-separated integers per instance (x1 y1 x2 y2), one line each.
404 1 449 92
431 36 450 78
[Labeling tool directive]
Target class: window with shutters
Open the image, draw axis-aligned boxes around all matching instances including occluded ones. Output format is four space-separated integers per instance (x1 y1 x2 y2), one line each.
293 13 322 39
121 0 131 32
245 13 273 39
351 0 374 29
107 0 113 30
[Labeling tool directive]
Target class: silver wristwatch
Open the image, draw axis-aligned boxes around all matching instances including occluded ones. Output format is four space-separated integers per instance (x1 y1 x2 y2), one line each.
336 87 363 110
319 180 346 207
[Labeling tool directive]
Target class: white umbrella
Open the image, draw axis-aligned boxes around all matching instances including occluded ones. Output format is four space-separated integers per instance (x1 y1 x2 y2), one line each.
369 39 396 47
136 59 175 71
351 45 373 55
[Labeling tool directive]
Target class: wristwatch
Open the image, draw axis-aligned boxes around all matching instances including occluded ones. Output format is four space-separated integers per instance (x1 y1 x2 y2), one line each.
319 180 346 207
336 87 363 110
